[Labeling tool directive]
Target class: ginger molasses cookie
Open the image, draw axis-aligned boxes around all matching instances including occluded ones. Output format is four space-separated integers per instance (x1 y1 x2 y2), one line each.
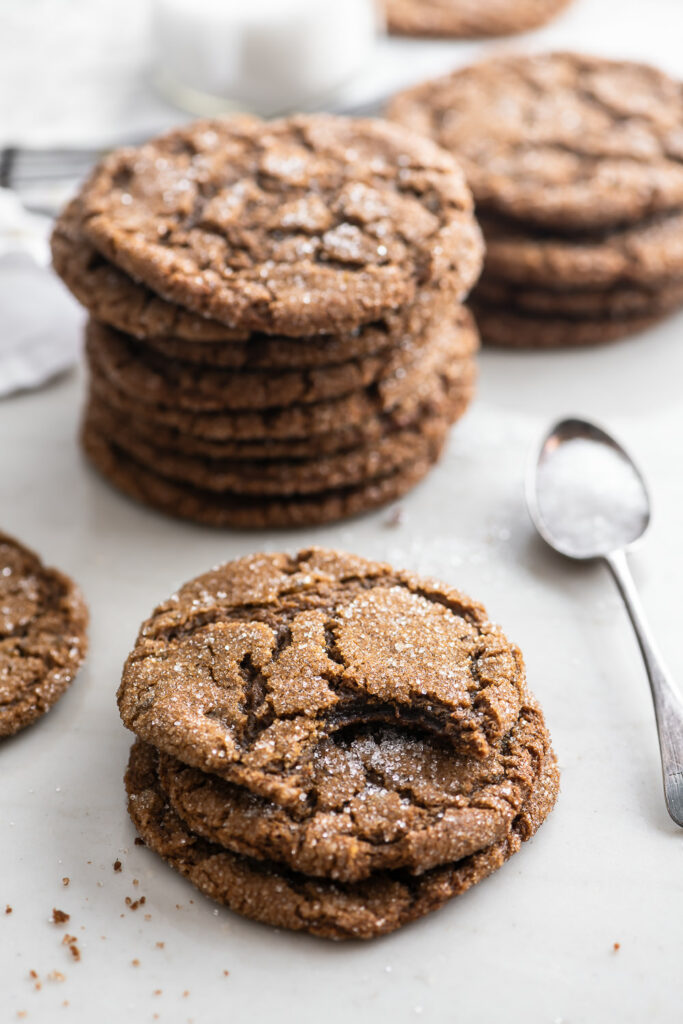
82 402 457 497
77 115 483 335
471 303 665 349
86 307 476 441
480 211 683 291
475 276 683 320
126 738 559 939
84 287 466 411
0 532 88 738
158 697 548 882
82 423 450 528
118 550 527 801
387 53 683 232
385 0 570 38
53 199 470 371
85 359 475 462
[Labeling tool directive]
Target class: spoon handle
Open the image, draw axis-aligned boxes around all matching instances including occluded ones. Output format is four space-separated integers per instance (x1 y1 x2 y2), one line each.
604 548 683 828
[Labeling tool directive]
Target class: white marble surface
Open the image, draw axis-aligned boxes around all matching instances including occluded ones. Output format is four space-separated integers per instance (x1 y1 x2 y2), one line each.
2 2 683 1022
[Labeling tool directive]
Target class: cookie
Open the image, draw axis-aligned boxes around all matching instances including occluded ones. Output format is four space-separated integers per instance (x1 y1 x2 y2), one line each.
86 361 475 461
117 549 527 803
475 275 683 320
126 738 559 939
84 289 471 411
82 399 462 497
0 532 88 738
385 0 570 38
158 696 549 882
471 302 666 348
479 210 683 291
53 199 467 369
82 422 449 528
86 308 477 441
77 114 483 335
387 53 683 232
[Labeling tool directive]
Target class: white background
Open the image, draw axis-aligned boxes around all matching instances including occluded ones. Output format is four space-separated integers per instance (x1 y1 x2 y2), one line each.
1 1 682 1022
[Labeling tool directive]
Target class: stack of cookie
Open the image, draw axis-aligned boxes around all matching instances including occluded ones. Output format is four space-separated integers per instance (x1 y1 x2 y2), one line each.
119 549 558 940
388 52 683 348
51 115 483 527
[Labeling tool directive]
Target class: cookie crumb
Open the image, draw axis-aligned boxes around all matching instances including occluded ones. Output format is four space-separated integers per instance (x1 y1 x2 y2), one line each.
144 914 152 921
5 905 13 914
223 970 229 977
154 989 162 996
51 909 70 924
28 971 38 980
48 971 65 983
156 942 165 949
62 935 80 961
134 837 144 846
132 878 139 887
613 942 621 952
62 878 70 887
113 860 122 873
131 959 140 967
183 991 190 998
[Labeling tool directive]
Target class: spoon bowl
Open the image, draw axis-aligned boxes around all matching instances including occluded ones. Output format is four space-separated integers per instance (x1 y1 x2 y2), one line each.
527 417 651 561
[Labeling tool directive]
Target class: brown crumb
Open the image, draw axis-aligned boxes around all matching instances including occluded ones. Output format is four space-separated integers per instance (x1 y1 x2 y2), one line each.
28 971 37 980
125 895 147 911
144 914 152 921
51 909 70 925
48 971 65 983
62 1001 69 1007
17 1012 26 1019
223 970 229 977
134 837 144 847
62 878 70 887
183 991 190 998
613 942 621 952
133 879 139 887
5 905 13 914
61 935 80 961
34 982 42 991
156 942 165 949
131 959 140 967
113 860 122 873
154 989 162 996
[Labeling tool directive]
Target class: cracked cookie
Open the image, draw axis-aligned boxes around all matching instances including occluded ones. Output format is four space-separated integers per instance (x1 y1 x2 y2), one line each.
126 736 559 938
388 53 683 232
157 697 548 882
385 0 571 38
85 309 475 442
84 289 473 412
117 549 527 799
81 424 453 527
470 303 666 348
76 114 483 335
0 532 88 738
389 53 683 346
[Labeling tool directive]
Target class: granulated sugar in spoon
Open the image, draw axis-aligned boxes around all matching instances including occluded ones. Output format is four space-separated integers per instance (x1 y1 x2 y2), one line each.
527 417 683 828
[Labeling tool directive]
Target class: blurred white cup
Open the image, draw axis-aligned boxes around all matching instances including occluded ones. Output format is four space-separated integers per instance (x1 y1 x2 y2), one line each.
151 0 382 115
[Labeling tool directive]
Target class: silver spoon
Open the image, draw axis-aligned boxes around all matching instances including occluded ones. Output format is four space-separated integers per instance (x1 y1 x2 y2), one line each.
527 416 683 828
